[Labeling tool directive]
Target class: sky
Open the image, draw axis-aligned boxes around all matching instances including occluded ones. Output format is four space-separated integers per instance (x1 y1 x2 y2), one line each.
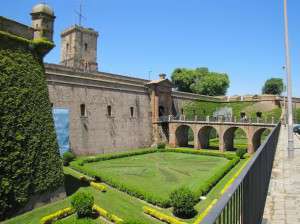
1 0 300 96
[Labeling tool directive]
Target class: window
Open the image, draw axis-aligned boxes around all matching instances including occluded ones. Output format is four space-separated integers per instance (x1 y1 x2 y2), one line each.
84 43 88 51
80 104 86 117
130 107 134 118
159 106 165 117
107 105 112 117
66 43 69 52
256 112 262 118
51 103 54 108
181 108 184 115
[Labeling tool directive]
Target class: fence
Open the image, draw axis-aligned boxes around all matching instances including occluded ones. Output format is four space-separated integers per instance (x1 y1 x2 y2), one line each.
197 123 281 224
158 115 278 124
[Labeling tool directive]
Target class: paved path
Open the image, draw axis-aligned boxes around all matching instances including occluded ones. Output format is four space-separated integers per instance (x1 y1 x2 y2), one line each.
263 126 300 224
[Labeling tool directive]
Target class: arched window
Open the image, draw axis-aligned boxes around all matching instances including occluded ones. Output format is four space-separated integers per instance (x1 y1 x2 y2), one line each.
80 104 86 117
181 108 184 115
130 107 134 117
84 43 88 51
66 43 69 52
107 105 112 117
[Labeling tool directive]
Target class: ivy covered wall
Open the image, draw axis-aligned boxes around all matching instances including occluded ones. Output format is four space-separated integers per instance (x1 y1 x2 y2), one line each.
0 31 64 220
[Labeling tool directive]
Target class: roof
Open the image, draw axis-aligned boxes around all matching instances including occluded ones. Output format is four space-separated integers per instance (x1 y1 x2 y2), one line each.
32 3 54 16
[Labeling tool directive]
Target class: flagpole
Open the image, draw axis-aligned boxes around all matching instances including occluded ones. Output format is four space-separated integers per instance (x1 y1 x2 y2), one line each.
283 0 294 158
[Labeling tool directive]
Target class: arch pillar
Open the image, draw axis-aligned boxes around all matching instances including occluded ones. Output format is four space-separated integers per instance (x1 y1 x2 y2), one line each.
168 123 177 147
219 128 225 152
247 126 255 154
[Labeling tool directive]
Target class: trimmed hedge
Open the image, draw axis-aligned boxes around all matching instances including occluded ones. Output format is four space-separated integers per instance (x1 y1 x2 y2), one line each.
90 181 107 192
143 206 186 224
0 31 64 220
40 207 75 224
93 204 123 223
71 148 240 208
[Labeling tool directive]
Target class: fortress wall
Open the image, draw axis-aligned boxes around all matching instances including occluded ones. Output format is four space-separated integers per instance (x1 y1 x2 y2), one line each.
0 16 34 40
47 66 152 155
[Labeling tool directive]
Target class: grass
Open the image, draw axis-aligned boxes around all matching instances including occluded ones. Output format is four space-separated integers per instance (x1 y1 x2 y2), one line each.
3 169 162 224
4 150 248 224
72 152 230 202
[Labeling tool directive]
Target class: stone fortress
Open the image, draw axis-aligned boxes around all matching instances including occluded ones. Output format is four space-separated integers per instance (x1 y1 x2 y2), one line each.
1 3 300 155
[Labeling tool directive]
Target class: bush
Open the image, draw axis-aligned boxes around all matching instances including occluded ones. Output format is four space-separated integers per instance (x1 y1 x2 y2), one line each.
236 148 247 159
90 182 107 192
170 187 197 218
71 192 94 218
143 206 185 224
40 207 74 224
63 151 76 166
157 142 166 149
0 31 63 220
93 204 123 223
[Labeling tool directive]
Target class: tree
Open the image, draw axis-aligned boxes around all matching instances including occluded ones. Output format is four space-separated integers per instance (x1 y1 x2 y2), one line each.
171 67 230 96
262 78 284 95
190 73 230 96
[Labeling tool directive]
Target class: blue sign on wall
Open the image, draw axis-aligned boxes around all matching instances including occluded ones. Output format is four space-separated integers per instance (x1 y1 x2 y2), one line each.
52 108 70 155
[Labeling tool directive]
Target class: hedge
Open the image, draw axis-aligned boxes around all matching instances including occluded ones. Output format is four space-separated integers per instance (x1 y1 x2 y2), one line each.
90 181 107 192
143 206 186 224
40 207 75 224
71 148 240 207
0 31 63 220
93 204 123 223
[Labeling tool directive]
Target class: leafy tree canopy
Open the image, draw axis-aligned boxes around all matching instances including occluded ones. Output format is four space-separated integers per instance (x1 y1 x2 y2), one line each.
171 67 229 96
262 78 284 95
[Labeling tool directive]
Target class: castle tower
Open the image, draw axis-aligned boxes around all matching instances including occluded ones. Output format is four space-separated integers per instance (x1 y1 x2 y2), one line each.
60 25 98 72
31 3 55 42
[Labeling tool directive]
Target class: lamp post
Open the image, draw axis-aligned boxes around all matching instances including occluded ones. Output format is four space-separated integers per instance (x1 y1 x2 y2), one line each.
283 0 294 158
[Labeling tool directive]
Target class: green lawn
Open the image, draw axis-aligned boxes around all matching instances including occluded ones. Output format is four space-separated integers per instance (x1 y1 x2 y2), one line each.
4 150 246 224
3 178 162 224
73 152 229 202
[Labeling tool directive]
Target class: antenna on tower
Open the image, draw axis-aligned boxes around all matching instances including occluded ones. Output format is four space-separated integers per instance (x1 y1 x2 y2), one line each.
75 0 86 26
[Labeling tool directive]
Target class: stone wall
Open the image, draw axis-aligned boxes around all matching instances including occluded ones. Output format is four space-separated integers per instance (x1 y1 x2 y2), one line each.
0 16 33 39
46 64 152 155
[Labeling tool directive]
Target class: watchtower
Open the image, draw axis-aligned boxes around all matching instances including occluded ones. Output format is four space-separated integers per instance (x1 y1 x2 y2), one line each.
60 25 99 72
31 3 55 42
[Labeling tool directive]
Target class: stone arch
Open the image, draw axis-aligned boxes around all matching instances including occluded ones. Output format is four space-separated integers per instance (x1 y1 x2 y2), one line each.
198 126 219 149
252 128 272 151
175 125 194 147
223 127 248 151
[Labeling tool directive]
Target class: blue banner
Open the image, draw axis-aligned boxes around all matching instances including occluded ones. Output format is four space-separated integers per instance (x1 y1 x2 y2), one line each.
52 108 70 155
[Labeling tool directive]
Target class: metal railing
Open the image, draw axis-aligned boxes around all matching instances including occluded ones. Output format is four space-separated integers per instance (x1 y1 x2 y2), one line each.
198 123 281 224
158 115 278 124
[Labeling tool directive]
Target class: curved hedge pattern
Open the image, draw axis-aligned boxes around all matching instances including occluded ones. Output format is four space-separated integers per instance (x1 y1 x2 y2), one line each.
0 32 64 219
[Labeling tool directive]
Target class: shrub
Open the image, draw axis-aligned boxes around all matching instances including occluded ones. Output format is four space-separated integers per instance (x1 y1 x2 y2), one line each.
143 206 186 224
40 207 74 224
157 142 166 149
93 204 123 223
90 182 107 192
71 192 94 218
63 151 76 166
170 187 197 218
236 148 247 159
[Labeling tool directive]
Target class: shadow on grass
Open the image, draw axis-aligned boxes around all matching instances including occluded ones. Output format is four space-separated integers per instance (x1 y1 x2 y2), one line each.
64 174 89 196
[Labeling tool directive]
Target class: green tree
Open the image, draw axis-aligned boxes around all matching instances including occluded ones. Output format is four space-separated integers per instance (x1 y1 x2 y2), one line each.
171 67 209 92
190 73 230 96
262 78 284 95
171 67 229 96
